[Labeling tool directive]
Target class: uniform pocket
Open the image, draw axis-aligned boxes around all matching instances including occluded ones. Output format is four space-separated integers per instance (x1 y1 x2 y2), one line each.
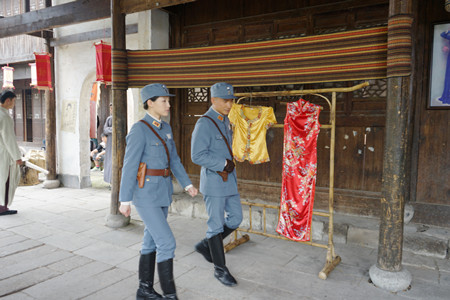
148 141 164 158
214 134 225 147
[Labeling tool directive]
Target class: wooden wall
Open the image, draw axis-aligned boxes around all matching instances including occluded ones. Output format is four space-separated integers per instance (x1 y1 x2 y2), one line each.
410 0 450 227
13 79 46 145
167 0 390 216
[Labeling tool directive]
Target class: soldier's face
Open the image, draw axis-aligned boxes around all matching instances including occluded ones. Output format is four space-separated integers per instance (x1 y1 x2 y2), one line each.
149 96 171 118
211 97 233 115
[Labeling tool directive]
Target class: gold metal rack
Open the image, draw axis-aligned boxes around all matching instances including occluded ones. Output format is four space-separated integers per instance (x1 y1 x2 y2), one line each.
224 81 369 280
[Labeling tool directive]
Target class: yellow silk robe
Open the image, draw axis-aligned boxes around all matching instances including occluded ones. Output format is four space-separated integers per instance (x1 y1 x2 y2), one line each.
228 104 276 164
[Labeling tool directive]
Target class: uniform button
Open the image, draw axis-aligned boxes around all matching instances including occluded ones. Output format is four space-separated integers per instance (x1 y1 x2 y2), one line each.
146 178 150 182
156 143 159 145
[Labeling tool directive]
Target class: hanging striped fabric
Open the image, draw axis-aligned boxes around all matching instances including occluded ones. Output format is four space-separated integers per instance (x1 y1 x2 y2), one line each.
120 26 410 89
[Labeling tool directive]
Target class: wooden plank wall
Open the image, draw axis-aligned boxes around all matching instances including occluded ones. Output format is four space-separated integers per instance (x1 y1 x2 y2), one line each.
411 0 450 227
168 0 390 216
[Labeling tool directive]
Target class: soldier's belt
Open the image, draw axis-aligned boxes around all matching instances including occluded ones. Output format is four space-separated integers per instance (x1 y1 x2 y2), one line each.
146 168 171 177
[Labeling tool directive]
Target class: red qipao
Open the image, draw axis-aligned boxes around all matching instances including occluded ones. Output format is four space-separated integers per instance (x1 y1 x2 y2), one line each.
276 99 321 241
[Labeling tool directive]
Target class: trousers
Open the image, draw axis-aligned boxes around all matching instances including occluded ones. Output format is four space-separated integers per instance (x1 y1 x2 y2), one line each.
204 194 242 238
135 205 176 263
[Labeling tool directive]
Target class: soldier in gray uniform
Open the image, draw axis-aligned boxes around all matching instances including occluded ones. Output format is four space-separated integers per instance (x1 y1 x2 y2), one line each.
191 82 243 287
119 83 198 300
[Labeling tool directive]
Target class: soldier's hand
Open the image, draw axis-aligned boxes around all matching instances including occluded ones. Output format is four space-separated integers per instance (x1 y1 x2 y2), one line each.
187 186 198 197
119 204 131 217
223 159 235 173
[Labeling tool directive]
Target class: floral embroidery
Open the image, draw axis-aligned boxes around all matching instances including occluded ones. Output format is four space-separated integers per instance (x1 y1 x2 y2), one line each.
276 99 321 242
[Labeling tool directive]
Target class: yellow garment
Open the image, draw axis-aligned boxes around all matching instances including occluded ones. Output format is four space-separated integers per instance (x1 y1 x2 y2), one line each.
229 104 277 164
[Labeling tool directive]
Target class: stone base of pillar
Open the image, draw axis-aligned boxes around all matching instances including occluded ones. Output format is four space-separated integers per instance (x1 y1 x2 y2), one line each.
105 213 130 228
369 264 412 293
43 179 60 189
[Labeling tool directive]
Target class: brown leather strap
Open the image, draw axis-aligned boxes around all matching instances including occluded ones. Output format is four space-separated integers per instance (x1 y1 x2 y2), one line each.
146 168 171 177
201 115 233 158
140 120 170 167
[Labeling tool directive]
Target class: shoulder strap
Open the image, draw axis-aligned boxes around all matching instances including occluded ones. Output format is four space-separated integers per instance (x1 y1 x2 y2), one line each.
201 115 233 158
139 120 170 166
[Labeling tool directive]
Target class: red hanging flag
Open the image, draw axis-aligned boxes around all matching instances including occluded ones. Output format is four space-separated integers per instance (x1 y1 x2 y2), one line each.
95 41 112 83
34 53 53 91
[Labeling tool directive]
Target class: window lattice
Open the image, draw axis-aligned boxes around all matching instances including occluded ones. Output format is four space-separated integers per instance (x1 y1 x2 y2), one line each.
353 79 387 98
187 87 209 103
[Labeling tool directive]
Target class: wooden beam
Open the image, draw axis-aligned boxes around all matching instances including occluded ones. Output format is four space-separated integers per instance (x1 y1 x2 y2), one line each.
49 24 138 47
121 0 197 14
0 0 111 38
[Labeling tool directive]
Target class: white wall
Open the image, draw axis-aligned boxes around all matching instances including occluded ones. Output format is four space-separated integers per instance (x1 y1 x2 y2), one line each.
53 7 169 188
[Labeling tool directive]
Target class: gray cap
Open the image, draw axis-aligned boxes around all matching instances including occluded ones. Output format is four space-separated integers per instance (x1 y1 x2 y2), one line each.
210 82 236 99
141 83 174 103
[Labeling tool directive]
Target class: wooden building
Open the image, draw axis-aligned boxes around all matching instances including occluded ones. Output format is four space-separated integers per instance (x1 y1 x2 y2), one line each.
154 0 448 228
0 0 447 226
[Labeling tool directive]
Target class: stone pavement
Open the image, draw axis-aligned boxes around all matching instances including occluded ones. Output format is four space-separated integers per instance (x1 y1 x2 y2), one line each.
1 183 449 300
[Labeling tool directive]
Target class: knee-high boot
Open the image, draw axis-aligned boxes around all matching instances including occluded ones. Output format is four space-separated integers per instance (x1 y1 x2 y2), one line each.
136 252 162 300
195 225 235 263
157 259 178 299
208 233 237 286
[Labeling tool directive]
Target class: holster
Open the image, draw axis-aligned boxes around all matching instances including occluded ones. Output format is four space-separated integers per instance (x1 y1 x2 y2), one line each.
137 162 146 188
217 171 228 182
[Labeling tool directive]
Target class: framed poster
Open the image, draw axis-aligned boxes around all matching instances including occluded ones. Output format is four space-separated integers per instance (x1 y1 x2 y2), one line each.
429 23 450 108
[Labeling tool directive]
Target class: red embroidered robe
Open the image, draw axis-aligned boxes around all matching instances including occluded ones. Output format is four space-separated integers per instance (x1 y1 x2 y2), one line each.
276 99 321 241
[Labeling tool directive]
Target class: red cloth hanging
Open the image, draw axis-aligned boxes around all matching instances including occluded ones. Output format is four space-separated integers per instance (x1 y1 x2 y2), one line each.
34 53 52 91
276 99 321 242
95 42 112 83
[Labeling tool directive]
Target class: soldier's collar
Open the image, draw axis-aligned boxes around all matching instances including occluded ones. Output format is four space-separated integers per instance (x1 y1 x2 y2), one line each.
211 107 225 122
147 112 162 128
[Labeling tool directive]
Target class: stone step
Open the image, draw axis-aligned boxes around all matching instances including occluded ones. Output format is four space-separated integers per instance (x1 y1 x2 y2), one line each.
168 194 449 259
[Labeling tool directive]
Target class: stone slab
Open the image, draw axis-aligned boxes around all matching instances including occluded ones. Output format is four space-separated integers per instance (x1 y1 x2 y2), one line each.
0 267 60 297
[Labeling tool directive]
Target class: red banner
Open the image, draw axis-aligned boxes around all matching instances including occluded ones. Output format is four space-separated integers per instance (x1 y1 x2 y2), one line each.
34 53 52 91
95 42 112 83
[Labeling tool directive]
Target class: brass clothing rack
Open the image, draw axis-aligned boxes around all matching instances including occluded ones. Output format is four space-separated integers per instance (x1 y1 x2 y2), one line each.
224 81 369 280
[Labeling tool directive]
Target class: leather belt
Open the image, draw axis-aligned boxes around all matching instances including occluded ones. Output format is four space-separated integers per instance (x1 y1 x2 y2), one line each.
146 168 171 177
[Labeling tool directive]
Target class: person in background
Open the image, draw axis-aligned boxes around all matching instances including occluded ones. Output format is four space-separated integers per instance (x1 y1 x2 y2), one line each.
103 103 113 184
90 133 107 171
119 83 198 300
0 91 24 216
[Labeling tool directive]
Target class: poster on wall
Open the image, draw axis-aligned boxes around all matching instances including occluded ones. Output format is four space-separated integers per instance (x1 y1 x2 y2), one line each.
61 100 77 133
429 23 450 108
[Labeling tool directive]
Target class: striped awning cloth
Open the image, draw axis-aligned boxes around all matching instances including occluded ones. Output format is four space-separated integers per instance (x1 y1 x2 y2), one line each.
121 23 410 89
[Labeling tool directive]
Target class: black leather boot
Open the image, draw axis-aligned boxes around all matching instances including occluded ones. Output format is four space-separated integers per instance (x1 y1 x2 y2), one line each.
136 252 162 300
195 225 235 263
208 233 237 286
157 259 178 300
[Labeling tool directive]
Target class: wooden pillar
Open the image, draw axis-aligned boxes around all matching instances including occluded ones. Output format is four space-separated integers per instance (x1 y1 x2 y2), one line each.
98 84 111 140
43 0 59 188
369 0 413 292
106 0 129 227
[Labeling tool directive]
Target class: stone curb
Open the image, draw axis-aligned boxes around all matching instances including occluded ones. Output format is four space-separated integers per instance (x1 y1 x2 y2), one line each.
169 194 449 259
